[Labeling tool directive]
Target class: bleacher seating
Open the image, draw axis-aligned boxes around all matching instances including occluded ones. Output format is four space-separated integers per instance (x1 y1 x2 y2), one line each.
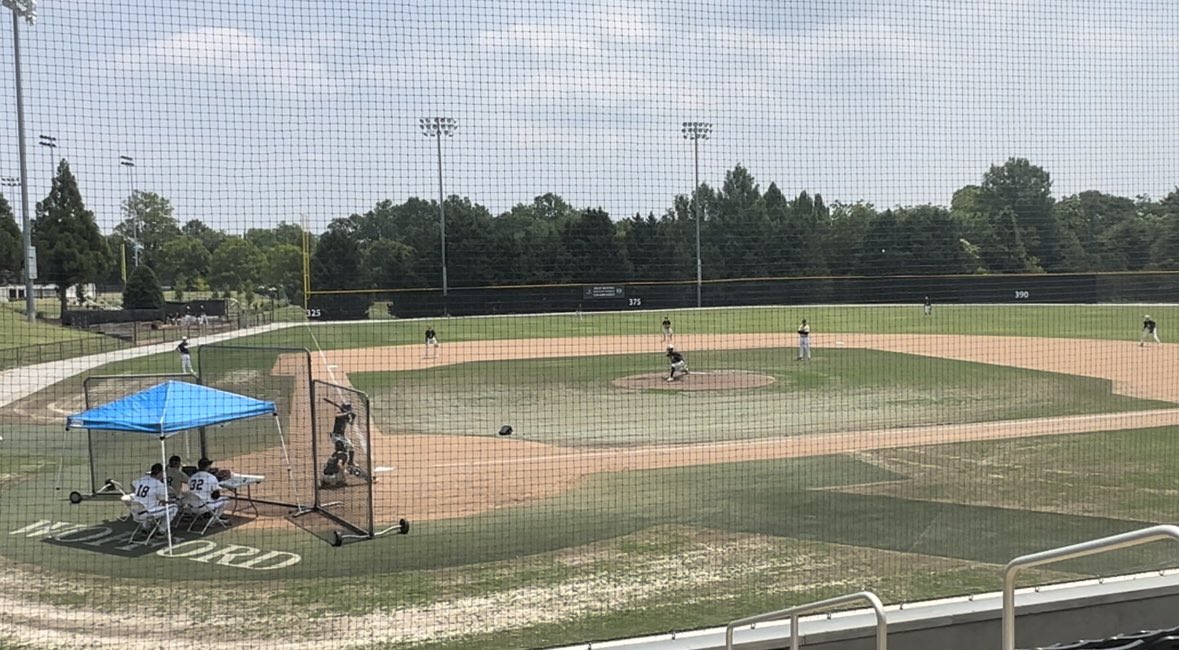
1028 627 1179 650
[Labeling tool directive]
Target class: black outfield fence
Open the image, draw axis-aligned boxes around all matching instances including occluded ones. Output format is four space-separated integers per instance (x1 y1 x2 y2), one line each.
349 272 1179 320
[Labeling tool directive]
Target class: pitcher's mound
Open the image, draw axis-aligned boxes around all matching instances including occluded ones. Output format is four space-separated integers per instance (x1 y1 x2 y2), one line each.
612 371 776 391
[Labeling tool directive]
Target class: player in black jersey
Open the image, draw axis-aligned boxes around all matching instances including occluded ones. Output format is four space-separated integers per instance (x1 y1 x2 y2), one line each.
1141 315 1160 346
321 398 369 481
923 296 932 317
665 345 688 381
661 317 673 342
177 337 194 374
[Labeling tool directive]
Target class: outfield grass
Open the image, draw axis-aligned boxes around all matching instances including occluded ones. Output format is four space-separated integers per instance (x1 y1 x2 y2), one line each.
225 304 1178 352
0 306 107 350
352 349 1171 446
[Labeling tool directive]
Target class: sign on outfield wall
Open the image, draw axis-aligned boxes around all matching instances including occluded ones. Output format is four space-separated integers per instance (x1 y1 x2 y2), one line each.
582 285 625 299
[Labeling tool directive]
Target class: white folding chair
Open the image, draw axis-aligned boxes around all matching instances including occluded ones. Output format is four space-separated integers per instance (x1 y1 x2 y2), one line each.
123 495 165 546
185 494 230 535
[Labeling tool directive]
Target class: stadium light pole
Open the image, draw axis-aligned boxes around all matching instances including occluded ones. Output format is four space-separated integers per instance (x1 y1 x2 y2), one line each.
119 155 137 267
419 116 457 307
4 0 37 322
681 121 711 309
38 134 55 196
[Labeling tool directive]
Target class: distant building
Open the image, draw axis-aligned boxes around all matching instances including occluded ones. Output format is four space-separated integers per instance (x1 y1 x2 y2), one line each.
1 283 95 304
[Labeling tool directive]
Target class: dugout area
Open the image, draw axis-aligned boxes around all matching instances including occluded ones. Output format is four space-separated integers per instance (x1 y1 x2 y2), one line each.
66 344 396 545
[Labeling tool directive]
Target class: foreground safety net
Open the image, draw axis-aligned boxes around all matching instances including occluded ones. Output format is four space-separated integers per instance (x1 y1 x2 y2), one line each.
3 1 1179 649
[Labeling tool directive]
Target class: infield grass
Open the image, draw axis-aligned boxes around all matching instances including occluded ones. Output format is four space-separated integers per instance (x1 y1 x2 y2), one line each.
351 349 1171 446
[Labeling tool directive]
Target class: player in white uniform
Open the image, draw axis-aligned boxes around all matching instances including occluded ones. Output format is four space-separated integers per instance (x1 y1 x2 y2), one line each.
187 458 229 519
130 463 178 522
1140 315 1160 347
424 326 440 358
797 319 811 361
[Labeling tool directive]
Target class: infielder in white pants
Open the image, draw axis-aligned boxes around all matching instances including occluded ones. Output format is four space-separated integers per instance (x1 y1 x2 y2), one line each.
797 319 811 361
1141 315 1160 346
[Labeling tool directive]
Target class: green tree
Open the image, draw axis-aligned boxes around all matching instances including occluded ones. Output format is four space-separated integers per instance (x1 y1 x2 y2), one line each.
264 243 304 304
33 160 112 314
981 158 1060 270
122 264 165 309
181 219 228 255
561 208 628 282
158 236 212 287
114 191 180 271
898 205 971 274
441 196 497 287
822 202 874 275
952 185 1037 272
0 193 21 284
712 165 769 277
308 226 370 319
245 221 307 250
208 237 264 292
361 239 415 290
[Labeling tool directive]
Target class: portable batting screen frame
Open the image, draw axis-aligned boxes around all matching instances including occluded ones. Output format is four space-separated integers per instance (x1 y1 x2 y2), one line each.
311 379 376 539
196 343 315 512
76 373 201 499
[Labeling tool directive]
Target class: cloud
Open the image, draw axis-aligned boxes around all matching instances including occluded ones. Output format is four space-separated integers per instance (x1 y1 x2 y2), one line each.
113 27 336 92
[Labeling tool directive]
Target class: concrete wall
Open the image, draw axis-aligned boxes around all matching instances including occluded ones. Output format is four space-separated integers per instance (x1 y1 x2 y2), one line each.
557 573 1179 650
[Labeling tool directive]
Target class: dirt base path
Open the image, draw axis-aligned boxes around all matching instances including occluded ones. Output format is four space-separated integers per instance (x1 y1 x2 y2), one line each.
304 334 1179 524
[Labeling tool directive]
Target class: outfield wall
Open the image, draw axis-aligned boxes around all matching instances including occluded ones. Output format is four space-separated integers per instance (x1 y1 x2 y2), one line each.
376 272 1179 319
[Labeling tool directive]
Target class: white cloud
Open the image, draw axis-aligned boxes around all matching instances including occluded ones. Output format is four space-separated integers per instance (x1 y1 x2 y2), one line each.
114 27 337 92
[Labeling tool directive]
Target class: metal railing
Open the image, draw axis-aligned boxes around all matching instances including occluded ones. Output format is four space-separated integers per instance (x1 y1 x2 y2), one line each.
724 591 887 650
1002 524 1179 650
0 336 130 371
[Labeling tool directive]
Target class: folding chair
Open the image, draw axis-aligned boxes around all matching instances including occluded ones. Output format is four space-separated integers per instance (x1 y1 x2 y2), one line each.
185 494 230 535
123 496 166 546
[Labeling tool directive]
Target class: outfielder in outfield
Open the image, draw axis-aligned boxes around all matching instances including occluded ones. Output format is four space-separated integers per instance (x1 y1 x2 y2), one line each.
1141 315 1161 346
666 345 688 381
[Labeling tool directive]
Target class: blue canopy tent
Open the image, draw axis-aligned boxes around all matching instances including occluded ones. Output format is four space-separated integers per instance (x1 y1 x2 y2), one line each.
65 381 293 554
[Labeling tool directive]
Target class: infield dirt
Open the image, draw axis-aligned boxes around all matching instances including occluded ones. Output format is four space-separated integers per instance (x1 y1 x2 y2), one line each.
249 333 1179 524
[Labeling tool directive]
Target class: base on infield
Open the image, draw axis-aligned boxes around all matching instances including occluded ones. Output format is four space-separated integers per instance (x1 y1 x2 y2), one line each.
611 371 776 391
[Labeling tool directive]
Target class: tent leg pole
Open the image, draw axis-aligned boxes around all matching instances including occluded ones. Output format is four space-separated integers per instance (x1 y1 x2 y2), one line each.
274 415 303 511
160 438 173 556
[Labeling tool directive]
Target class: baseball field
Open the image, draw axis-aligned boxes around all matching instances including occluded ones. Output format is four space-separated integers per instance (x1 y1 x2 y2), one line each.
3 304 1179 649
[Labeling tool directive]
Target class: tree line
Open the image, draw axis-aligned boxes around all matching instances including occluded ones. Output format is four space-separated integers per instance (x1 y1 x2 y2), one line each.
1 157 1177 316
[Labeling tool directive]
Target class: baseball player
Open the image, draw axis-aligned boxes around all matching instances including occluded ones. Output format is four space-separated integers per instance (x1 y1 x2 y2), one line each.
177 337 194 374
661 317 674 342
424 326 440 358
923 296 932 317
322 398 370 480
130 463 177 523
1140 315 1160 346
665 345 688 381
187 457 229 520
797 319 811 361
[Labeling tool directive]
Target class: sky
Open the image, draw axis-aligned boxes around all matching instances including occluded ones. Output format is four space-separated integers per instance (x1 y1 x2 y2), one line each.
0 0 1176 234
